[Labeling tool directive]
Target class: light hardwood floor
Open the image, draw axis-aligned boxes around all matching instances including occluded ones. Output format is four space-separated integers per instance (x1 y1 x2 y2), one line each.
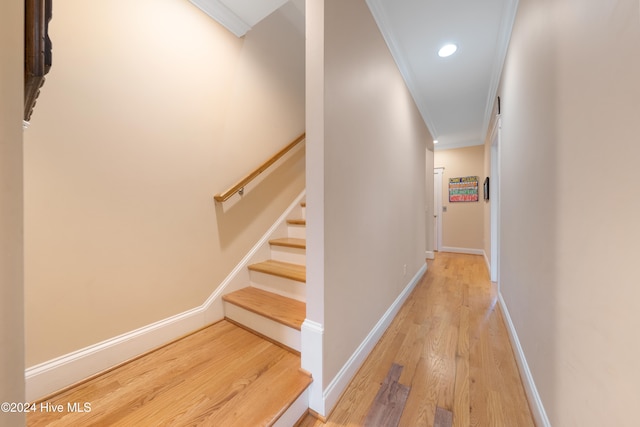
27 321 311 426
27 252 533 426
298 252 534 427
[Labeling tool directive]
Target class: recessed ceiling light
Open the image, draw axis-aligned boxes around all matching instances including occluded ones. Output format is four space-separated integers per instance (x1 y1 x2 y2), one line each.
438 44 457 58
433 139 439 144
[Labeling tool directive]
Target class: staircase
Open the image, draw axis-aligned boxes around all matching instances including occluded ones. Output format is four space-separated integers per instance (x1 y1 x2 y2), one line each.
223 202 306 353
26 200 312 427
221 201 309 425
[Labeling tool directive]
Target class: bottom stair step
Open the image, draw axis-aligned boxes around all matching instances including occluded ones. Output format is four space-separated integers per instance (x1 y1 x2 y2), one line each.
210 345 312 427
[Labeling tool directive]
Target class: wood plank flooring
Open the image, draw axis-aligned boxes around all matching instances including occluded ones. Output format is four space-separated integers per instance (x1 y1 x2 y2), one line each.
27 253 532 426
27 321 311 426
298 252 534 427
363 363 410 427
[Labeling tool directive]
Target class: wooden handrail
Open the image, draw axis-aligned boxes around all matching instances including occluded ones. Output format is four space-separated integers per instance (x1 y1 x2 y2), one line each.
214 133 306 202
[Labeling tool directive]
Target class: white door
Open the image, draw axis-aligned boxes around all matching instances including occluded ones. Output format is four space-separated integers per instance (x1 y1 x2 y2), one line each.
434 168 444 251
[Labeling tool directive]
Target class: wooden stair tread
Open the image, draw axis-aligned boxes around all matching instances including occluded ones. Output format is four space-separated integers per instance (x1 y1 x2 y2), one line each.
248 259 306 282
269 237 306 249
301 202 306 207
223 287 306 330
287 218 306 226
210 353 312 426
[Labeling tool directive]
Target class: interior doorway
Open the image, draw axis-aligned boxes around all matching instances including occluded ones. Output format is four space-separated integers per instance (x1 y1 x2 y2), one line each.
434 168 444 252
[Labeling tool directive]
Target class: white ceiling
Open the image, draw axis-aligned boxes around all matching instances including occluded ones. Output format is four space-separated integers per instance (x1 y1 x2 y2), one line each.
189 0 291 36
366 0 519 150
191 0 518 150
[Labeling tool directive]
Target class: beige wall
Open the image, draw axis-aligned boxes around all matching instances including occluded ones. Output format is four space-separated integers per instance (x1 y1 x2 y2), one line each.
434 145 485 251
0 0 26 424
313 0 430 390
23 0 305 366
498 0 640 424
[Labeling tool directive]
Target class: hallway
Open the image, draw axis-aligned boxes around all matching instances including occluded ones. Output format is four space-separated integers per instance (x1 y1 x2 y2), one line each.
299 252 534 426
24 253 534 426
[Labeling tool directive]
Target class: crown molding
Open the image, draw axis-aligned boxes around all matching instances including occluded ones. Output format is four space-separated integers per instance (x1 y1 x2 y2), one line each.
365 0 439 139
190 0 251 37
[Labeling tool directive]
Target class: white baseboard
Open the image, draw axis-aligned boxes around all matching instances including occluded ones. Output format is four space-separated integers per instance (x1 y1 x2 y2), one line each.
498 293 551 427
25 190 306 402
440 246 484 255
322 263 428 415
25 308 206 402
425 250 435 260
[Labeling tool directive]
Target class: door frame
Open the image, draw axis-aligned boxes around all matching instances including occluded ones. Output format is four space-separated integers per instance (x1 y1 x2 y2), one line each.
489 116 501 284
434 167 444 252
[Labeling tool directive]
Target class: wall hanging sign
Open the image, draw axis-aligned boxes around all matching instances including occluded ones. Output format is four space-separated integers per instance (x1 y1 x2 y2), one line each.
449 176 479 202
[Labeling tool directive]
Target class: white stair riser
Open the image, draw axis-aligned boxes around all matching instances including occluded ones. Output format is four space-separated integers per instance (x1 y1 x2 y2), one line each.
273 387 309 427
249 272 305 302
270 246 306 265
224 303 301 352
301 206 305 220
287 224 306 239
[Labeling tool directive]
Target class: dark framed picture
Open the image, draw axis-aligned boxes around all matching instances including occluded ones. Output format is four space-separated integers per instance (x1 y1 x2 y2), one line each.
24 0 53 121
483 177 490 200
